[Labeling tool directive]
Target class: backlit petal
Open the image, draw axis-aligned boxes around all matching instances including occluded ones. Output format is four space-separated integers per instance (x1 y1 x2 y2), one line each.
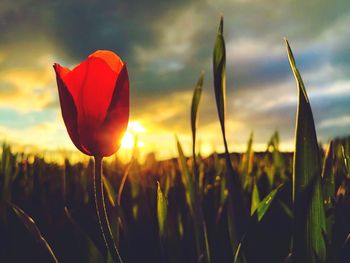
53 64 91 155
89 50 124 74
101 65 130 156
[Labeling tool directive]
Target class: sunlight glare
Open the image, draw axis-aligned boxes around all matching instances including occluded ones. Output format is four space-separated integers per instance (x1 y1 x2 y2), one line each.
121 132 134 149
120 121 146 149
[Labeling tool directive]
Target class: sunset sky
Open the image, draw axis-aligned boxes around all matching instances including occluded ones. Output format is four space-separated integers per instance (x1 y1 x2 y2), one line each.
0 0 350 160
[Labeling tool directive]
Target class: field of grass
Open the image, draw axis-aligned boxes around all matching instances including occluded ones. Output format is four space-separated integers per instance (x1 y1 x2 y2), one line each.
1 19 350 263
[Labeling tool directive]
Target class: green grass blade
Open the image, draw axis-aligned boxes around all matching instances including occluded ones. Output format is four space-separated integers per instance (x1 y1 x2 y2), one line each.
321 141 335 240
242 132 254 190
250 178 260 215
102 175 117 207
177 212 184 239
103 160 134 247
117 158 134 207
233 242 248 263
191 72 204 151
267 131 280 152
157 181 167 238
278 200 294 220
213 16 226 130
341 146 350 177
10 202 58 262
64 207 104 262
266 131 284 186
102 174 123 246
189 72 211 262
213 16 247 255
285 39 327 263
0 144 15 220
176 136 195 212
176 137 211 262
191 71 204 185
254 184 282 222
234 185 283 263
191 72 204 137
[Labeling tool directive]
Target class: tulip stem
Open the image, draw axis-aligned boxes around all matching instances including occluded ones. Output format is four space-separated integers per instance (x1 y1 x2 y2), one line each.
94 156 123 263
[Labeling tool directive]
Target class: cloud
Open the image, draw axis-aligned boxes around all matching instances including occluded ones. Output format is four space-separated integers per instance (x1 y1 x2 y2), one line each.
0 52 56 111
0 117 71 150
0 0 350 157
319 116 350 129
133 4 206 72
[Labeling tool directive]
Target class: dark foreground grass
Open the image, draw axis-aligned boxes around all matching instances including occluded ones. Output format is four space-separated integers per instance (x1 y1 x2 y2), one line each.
0 137 350 262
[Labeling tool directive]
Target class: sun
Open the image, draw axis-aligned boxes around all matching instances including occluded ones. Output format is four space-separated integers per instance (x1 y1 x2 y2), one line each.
120 121 146 149
121 132 134 149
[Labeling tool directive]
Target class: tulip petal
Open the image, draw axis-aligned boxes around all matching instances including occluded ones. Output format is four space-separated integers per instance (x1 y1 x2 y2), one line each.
63 56 119 125
67 57 124 155
89 50 124 74
56 51 128 157
100 65 130 156
55 64 71 78
62 60 88 107
53 63 91 155
82 57 119 124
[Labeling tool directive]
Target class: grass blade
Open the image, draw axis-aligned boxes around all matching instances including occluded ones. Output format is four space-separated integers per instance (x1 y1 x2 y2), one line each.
285 39 327 262
176 136 195 212
341 146 350 177
254 184 282 222
234 185 283 263
10 202 58 262
250 178 260 215
213 17 226 130
321 141 335 240
0 144 16 220
176 137 211 262
157 181 167 238
242 132 254 191
213 16 247 255
102 175 117 207
64 207 104 262
191 71 204 185
278 200 294 220
267 131 284 186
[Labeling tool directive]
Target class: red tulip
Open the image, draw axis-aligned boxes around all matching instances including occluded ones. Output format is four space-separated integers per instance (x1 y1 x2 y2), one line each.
54 50 129 157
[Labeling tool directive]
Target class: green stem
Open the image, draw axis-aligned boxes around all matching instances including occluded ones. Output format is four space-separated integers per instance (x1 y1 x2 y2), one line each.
94 156 123 263
192 135 199 188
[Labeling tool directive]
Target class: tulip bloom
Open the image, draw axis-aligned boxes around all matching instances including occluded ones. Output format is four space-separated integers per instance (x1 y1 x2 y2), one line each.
54 50 129 157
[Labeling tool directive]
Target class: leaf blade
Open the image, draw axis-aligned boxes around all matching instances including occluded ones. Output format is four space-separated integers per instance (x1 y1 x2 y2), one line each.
212 17 247 255
285 39 327 263
10 203 58 263
191 71 204 149
321 141 335 240
157 181 167 238
213 16 226 129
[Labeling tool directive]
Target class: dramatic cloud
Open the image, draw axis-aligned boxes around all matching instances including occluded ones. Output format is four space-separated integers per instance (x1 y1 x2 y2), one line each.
0 0 349 159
